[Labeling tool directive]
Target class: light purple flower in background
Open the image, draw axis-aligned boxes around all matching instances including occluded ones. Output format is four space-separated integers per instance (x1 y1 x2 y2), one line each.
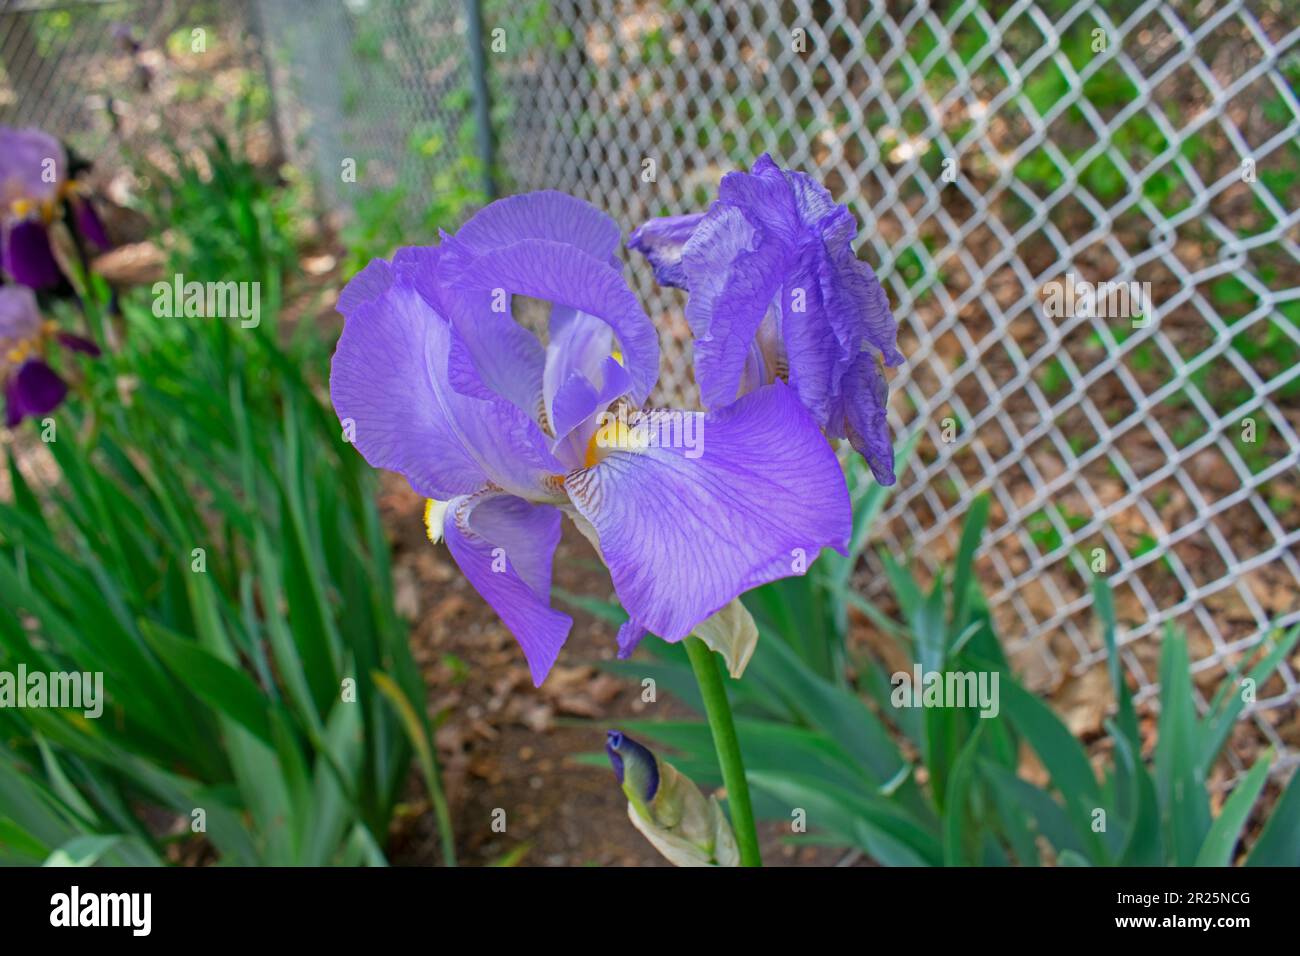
0 125 111 290
0 127 65 206
0 285 99 427
629 154 903 485
330 191 851 685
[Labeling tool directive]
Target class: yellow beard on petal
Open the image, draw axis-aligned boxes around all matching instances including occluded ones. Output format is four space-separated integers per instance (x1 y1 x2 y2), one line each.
584 413 650 468
423 498 450 543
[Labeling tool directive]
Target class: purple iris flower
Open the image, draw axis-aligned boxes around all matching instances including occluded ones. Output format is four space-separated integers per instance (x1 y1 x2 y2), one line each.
629 154 903 485
330 191 851 685
0 126 111 290
0 127 66 289
0 285 99 427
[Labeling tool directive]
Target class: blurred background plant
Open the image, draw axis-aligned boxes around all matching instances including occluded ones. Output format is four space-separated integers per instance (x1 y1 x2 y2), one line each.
0 128 452 866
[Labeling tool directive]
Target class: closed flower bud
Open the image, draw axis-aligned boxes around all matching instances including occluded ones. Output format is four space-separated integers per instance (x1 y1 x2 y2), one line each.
606 729 739 867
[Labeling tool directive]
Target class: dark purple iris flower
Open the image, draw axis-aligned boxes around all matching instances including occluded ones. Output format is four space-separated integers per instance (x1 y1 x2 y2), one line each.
629 154 902 485
0 285 99 428
330 191 851 685
0 126 111 290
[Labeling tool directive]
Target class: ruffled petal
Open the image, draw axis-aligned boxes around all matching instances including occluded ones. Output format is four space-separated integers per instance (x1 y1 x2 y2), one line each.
782 166 840 230
681 203 788 408
778 235 850 425
431 192 625 418
448 190 621 262
673 155 902 474
827 350 895 486
714 154 801 243
564 381 851 641
627 213 704 289
440 235 659 405
330 269 562 502
440 492 572 685
821 210 903 367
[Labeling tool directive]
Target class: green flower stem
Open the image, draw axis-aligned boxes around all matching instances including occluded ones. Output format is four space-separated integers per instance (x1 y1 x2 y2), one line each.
683 635 762 867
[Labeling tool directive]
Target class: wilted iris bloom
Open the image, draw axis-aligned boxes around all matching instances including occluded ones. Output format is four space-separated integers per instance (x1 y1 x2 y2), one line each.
331 191 850 684
0 126 111 290
629 154 902 485
0 285 99 427
606 730 738 866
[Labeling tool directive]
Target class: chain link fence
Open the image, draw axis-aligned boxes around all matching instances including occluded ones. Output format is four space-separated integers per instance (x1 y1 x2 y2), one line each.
5 0 1299 769
491 0 1300 771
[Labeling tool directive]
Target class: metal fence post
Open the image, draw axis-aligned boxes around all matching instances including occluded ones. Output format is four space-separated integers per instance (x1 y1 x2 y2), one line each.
463 0 496 200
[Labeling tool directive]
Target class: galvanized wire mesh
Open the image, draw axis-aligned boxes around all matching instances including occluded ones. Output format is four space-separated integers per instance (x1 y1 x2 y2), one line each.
255 0 480 213
6 0 1299 767
487 0 1300 768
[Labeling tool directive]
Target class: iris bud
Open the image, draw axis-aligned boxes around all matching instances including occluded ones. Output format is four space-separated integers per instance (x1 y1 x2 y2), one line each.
606 730 739 867
606 730 659 816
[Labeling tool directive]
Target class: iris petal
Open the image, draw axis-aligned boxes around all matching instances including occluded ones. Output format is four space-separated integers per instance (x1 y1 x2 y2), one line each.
778 236 848 425
543 306 614 430
682 204 787 408
564 381 851 641
440 492 572 686
56 331 101 357
0 127 66 204
330 271 561 502
631 154 902 476
393 243 547 420
336 257 396 318
448 190 622 262
72 195 110 250
0 285 42 340
440 237 659 406
3 219 63 289
5 359 66 427
616 620 648 659
542 306 634 466
828 350 895 486
626 213 704 289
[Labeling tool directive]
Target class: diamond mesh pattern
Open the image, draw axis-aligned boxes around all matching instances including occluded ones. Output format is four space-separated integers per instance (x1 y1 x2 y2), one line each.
488 0 1300 768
